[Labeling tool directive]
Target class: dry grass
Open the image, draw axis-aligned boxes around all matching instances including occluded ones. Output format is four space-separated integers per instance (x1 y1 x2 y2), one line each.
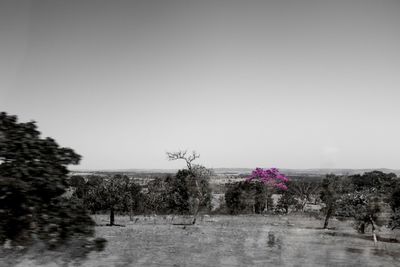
5 214 400 266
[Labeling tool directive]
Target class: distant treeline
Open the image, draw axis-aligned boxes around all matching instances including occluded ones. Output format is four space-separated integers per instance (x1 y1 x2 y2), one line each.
68 169 400 234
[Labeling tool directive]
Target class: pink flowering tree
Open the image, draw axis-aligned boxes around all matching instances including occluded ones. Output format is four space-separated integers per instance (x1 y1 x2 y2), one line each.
246 168 289 191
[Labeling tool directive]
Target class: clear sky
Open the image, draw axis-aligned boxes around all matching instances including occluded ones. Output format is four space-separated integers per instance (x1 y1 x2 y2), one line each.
1 0 400 170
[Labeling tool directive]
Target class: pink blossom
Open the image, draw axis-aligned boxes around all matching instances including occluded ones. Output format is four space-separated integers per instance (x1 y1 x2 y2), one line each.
246 167 289 190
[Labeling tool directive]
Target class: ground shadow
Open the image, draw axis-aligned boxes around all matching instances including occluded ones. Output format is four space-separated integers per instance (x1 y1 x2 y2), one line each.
96 224 126 227
323 231 399 243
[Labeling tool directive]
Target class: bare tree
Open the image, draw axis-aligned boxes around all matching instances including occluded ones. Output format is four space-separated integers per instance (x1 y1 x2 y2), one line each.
166 150 200 171
289 180 321 212
166 150 209 224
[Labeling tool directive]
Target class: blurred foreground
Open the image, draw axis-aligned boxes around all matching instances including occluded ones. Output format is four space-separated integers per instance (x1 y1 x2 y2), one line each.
3 214 400 267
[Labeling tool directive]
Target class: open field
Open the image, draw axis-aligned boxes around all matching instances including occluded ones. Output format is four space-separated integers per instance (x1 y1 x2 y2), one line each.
8 214 400 267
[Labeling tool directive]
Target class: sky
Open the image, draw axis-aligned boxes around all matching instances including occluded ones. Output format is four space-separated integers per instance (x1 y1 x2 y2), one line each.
1 0 400 170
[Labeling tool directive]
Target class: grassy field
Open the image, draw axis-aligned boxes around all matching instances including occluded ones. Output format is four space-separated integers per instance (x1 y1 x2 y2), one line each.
8 214 400 267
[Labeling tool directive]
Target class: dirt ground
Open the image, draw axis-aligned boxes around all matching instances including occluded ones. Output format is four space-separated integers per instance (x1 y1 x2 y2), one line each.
6 214 400 266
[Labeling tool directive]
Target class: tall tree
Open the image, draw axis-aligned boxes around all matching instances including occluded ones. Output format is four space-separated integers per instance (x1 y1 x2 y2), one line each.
166 150 212 224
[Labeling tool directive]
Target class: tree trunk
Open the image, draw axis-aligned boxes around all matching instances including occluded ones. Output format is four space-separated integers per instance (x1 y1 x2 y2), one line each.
129 204 133 221
370 216 378 246
192 197 200 225
301 199 307 212
192 179 202 225
110 207 115 226
359 223 365 234
323 206 333 229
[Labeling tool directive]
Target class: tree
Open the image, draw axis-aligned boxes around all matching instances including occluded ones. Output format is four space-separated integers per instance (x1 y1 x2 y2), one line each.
81 176 104 214
245 168 289 213
246 168 289 190
83 175 134 226
225 181 267 214
166 150 199 172
0 112 105 254
123 180 143 221
347 171 397 235
351 171 397 193
389 182 400 230
275 191 298 214
320 174 348 229
225 182 245 214
336 189 381 245
166 170 191 214
389 209 400 230
69 175 87 201
166 150 212 224
332 171 399 244
69 175 86 188
288 179 320 212
144 177 169 214
390 183 400 212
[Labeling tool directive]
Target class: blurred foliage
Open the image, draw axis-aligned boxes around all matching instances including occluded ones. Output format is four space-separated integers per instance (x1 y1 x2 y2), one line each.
0 112 105 257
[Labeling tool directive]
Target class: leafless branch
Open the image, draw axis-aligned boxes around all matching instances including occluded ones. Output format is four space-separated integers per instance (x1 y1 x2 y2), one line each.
166 150 200 171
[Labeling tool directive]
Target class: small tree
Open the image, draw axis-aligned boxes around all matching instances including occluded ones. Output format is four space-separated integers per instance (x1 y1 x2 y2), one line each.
336 189 381 244
265 194 274 212
345 171 397 236
320 174 348 229
246 168 289 212
225 182 245 214
94 175 129 226
288 179 320 212
83 176 104 214
76 174 137 226
389 183 400 230
275 191 298 214
144 177 170 214
69 175 87 203
246 168 289 190
124 180 143 221
389 209 400 230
